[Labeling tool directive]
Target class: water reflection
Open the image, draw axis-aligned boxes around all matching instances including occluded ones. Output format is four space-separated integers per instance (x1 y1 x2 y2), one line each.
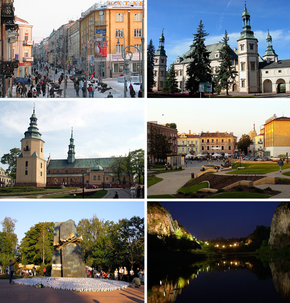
148 257 289 303
270 259 290 301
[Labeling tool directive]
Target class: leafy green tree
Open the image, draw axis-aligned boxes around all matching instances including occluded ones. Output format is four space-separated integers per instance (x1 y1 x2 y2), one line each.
147 39 155 92
237 134 253 155
185 20 212 95
77 216 113 265
148 127 171 164
0 217 18 269
111 156 127 184
1 148 21 179
20 222 54 265
165 123 177 129
162 64 180 93
215 30 238 95
128 149 144 184
118 216 144 269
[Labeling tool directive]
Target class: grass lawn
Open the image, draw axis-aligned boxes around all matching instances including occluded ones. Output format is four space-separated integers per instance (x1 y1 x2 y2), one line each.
44 190 108 199
228 163 290 174
209 192 272 198
177 182 208 194
0 188 75 196
147 176 163 188
148 194 175 199
282 172 290 177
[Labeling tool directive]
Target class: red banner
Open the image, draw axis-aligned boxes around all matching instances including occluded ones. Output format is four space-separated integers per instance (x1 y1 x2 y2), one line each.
95 41 107 58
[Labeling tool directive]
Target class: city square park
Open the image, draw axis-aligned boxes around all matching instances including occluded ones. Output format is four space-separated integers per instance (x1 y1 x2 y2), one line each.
148 159 290 199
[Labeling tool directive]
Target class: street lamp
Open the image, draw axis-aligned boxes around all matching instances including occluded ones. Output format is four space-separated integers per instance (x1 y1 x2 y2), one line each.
103 174 105 190
81 169 85 199
121 45 141 97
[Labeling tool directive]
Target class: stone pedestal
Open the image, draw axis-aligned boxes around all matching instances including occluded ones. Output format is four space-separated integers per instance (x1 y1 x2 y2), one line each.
51 219 87 278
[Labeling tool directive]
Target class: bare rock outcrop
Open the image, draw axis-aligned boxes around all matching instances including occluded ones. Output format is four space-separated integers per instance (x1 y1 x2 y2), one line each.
268 202 290 249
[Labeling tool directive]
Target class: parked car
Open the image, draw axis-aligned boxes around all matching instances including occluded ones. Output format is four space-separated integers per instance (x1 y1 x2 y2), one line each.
85 184 97 189
15 77 29 84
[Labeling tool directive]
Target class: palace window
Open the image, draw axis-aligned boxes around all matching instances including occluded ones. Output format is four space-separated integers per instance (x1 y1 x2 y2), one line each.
116 29 124 38
134 13 142 22
241 79 245 87
116 13 124 22
98 176 100 180
25 161 28 167
249 43 254 50
94 176 96 180
241 62 245 71
25 170 28 175
240 44 244 51
251 62 255 71
134 29 142 37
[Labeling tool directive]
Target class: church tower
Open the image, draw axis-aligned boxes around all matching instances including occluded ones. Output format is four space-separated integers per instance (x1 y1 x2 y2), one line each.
16 107 47 187
263 30 278 63
153 31 167 91
67 128 76 164
237 3 260 93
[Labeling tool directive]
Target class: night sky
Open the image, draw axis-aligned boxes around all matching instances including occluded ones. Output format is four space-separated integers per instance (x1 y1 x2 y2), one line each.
158 201 281 240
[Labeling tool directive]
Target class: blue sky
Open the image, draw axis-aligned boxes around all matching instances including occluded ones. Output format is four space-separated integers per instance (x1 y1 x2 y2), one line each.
148 0 290 66
0 201 144 243
0 100 145 171
147 99 290 140
160 201 280 240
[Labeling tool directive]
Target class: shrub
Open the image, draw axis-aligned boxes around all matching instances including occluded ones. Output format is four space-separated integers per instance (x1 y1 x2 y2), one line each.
233 186 244 191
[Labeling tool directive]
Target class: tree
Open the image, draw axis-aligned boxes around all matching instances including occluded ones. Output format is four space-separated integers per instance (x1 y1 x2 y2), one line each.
1 148 21 179
111 156 127 185
0 217 18 258
118 216 144 269
162 64 180 93
215 30 238 95
148 127 171 164
185 20 212 95
165 123 177 129
147 39 155 92
237 134 253 155
128 149 144 184
20 222 54 265
77 216 113 265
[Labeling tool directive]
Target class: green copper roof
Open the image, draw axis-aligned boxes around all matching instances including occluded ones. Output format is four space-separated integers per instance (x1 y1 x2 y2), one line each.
155 31 166 56
67 128 76 164
47 157 119 170
238 4 257 41
264 30 277 57
24 107 42 140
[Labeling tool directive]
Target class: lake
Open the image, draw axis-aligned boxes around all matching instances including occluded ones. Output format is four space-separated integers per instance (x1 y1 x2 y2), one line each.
148 256 290 302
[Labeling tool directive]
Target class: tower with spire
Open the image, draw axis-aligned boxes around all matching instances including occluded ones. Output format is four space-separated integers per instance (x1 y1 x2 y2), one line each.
16 107 47 187
153 30 167 91
237 3 260 93
263 30 278 63
67 128 76 164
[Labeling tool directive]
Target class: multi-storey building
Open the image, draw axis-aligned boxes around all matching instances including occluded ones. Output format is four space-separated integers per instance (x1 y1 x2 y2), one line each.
67 20 81 71
154 4 290 94
0 167 14 187
264 115 290 157
1 0 18 96
200 131 237 155
13 16 33 77
177 132 199 156
147 121 178 164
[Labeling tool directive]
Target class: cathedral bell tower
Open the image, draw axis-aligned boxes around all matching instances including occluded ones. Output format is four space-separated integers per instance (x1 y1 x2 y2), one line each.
67 128 76 164
263 30 278 63
237 3 259 93
16 107 47 187
153 30 167 91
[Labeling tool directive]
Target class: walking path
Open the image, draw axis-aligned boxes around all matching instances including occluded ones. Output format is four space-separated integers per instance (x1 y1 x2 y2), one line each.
0 279 144 303
148 165 290 199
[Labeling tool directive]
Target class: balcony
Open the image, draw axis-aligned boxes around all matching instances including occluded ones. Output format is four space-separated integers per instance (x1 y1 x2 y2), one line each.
23 41 33 46
23 57 34 62
1 3 15 24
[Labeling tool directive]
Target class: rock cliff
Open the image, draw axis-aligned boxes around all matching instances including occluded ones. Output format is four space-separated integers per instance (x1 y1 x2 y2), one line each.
147 202 193 240
268 202 290 249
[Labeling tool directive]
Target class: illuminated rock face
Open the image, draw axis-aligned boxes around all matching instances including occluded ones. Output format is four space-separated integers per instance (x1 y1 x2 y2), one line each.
51 219 87 278
268 202 290 249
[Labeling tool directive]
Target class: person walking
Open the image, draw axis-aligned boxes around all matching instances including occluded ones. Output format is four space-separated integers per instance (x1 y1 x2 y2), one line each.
75 82 80 97
277 158 284 172
9 259 18 284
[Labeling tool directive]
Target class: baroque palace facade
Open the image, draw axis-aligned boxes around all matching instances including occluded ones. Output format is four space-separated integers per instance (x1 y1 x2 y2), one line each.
15 108 129 187
153 4 290 94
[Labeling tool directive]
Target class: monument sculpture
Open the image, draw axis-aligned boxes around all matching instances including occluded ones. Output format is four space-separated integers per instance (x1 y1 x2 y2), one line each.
51 219 87 278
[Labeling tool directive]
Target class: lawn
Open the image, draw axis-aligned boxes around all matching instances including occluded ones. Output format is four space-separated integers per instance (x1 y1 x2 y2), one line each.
228 163 290 174
0 188 75 196
147 176 163 188
209 192 272 198
44 190 108 199
177 182 208 194
147 194 175 199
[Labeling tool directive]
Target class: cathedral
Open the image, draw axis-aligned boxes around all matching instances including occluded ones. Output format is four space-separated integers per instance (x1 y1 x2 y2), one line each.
153 4 290 94
15 108 130 187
